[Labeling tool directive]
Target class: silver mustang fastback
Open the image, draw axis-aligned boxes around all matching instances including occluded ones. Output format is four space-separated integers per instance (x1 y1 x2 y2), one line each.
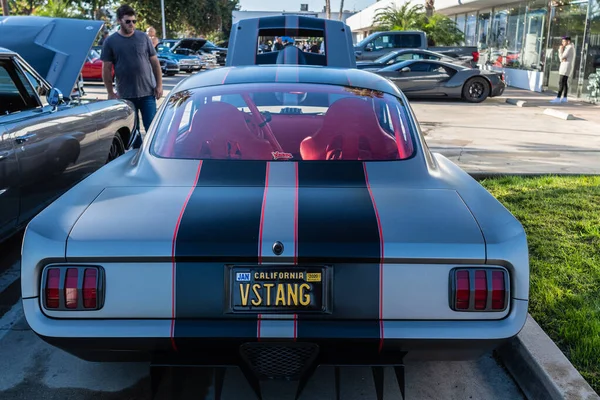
19 16 529 400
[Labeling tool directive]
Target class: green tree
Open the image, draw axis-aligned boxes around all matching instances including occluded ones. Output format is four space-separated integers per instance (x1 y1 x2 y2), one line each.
32 0 82 17
7 0 45 15
373 3 464 46
373 3 424 31
420 13 464 45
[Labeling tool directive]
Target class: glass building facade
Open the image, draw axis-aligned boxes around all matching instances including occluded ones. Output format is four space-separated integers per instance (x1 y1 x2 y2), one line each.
447 0 600 100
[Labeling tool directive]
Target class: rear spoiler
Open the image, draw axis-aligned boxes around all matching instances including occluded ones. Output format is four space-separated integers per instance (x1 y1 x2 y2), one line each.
226 15 356 68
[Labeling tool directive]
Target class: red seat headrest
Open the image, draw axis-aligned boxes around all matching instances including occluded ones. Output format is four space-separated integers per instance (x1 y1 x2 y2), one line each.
299 97 398 160
176 101 273 160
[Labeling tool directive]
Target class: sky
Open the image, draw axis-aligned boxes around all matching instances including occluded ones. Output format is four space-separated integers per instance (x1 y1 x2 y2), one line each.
237 0 377 13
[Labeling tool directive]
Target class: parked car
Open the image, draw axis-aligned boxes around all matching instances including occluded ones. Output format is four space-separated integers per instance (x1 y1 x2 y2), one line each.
20 16 528 400
156 41 203 73
0 16 137 243
357 48 475 70
354 30 479 64
157 54 179 76
159 38 225 66
375 59 506 102
81 49 114 81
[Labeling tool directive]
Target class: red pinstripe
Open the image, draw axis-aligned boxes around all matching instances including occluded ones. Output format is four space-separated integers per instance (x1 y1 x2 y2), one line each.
362 163 384 352
257 162 271 341
293 162 299 340
170 160 204 351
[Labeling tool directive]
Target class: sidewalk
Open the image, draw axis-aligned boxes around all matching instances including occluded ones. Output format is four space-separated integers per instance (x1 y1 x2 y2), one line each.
410 87 600 175
493 87 600 124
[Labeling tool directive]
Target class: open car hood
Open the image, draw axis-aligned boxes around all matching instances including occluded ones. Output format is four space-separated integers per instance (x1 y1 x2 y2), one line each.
0 16 103 98
174 38 207 52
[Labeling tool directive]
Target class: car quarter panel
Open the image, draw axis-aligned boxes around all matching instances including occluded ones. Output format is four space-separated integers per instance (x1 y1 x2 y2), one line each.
433 153 530 301
84 99 136 150
21 151 138 298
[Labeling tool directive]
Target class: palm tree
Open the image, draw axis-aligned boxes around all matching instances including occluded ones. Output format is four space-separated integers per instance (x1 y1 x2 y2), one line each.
421 13 464 45
325 0 331 19
425 0 434 18
339 0 344 20
373 3 424 31
32 0 78 17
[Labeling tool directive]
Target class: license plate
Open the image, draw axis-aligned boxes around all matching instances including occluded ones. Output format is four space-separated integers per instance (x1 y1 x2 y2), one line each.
229 267 327 313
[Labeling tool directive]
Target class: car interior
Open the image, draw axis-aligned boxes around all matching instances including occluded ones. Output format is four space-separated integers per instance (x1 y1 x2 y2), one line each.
0 60 40 115
153 85 415 161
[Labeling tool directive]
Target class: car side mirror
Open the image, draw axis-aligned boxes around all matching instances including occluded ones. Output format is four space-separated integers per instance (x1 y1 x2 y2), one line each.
47 88 63 110
401 67 411 73
365 43 373 51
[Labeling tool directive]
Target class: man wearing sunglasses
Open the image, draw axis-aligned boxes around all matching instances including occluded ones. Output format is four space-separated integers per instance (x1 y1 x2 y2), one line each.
101 4 163 139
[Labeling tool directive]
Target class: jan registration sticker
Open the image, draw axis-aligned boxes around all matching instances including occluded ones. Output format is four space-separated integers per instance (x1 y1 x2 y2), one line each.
236 272 251 282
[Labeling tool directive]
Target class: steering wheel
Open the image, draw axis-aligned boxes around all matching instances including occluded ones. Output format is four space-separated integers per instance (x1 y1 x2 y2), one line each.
242 94 283 153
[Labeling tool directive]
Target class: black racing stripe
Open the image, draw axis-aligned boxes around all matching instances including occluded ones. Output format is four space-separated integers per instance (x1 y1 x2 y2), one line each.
296 162 381 262
258 16 286 29
175 320 257 339
298 16 325 30
296 163 381 339
225 66 278 84
175 263 225 318
296 321 381 340
175 160 267 261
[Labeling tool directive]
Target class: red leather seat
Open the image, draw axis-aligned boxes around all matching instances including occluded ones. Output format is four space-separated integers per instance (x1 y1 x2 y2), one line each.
299 97 399 160
176 101 274 160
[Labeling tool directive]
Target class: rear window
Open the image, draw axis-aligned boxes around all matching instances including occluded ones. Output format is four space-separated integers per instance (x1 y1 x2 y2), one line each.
151 83 415 161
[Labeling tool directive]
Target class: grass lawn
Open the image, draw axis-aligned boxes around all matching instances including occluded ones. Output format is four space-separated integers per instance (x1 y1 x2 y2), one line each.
480 175 600 394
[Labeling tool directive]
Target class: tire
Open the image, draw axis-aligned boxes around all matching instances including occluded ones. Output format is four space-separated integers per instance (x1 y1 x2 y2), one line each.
462 77 490 103
106 133 125 164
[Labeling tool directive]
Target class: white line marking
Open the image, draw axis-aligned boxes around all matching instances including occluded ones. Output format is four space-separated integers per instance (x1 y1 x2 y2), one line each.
0 300 24 341
0 261 20 294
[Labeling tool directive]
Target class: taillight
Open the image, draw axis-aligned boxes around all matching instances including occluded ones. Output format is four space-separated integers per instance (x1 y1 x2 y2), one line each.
45 268 60 308
472 51 479 63
474 270 487 310
455 270 470 309
491 271 506 309
83 268 97 308
42 266 103 311
451 268 508 312
65 268 79 309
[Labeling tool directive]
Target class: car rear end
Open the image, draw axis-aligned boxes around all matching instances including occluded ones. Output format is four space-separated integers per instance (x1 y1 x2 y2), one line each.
21 75 527 383
483 70 507 97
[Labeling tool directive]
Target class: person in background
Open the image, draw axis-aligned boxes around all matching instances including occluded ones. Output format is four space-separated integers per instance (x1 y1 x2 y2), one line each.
101 4 163 138
272 37 284 51
551 36 574 104
98 30 109 45
146 26 159 47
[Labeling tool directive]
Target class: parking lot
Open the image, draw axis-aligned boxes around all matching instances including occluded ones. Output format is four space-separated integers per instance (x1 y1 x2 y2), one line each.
1 69 599 400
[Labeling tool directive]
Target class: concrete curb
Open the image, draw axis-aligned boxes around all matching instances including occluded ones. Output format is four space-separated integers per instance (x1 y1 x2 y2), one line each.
468 172 600 180
495 315 599 400
506 98 534 107
543 108 576 120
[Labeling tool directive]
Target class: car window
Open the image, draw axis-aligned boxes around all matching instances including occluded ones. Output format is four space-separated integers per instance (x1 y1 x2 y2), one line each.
17 61 48 98
390 53 417 63
0 60 40 115
394 34 423 48
403 62 432 72
151 83 415 161
431 65 451 74
371 35 396 51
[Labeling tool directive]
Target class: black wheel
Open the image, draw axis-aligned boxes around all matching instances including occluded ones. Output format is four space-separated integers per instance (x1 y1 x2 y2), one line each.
462 77 490 103
106 133 125 164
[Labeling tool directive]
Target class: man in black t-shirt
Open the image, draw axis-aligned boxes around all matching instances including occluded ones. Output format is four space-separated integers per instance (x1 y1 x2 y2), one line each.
101 4 163 135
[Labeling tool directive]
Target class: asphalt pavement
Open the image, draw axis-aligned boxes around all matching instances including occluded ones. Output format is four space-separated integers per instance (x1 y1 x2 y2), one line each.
5 71 597 399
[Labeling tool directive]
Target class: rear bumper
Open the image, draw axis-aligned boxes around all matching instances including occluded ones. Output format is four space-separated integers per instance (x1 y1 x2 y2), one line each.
23 297 528 364
491 81 506 97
